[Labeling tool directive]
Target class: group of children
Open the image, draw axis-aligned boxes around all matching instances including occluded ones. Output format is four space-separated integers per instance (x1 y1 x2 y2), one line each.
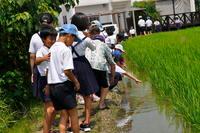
29 12 141 133
138 16 162 35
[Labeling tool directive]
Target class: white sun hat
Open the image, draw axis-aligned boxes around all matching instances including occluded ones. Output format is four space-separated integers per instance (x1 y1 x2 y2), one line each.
115 44 125 52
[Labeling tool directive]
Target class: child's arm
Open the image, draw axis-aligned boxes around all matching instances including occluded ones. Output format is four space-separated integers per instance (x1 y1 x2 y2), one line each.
35 53 50 65
123 72 142 84
64 70 80 91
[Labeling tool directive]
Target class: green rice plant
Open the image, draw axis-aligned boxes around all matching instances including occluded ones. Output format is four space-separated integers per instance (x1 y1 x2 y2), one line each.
125 27 200 131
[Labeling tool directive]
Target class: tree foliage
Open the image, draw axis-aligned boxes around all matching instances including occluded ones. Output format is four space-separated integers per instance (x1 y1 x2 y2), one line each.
0 0 78 130
132 0 160 20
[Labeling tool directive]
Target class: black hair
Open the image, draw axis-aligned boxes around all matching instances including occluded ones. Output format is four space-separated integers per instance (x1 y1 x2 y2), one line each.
39 13 53 24
116 32 125 41
39 24 57 40
71 12 89 31
105 26 115 36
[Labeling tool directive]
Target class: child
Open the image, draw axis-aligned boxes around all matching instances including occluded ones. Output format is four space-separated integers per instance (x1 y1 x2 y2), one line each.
86 25 115 110
48 24 80 133
109 65 142 90
105 26 117 49
71 12 99 132
29 13 54 98
35 24 57 133
112 33 126 68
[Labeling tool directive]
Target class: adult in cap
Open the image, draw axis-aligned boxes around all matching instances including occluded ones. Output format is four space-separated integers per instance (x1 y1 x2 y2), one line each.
91 20 107 38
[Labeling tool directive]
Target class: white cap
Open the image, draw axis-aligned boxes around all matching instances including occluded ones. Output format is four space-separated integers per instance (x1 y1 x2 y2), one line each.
115 44 125 52
139 16 142 19
91 20 103 31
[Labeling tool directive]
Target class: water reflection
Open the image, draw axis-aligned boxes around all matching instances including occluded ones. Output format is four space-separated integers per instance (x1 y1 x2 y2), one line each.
116 77 193 133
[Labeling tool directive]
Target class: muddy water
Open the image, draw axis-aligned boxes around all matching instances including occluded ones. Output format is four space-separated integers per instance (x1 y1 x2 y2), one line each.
115 77 191 133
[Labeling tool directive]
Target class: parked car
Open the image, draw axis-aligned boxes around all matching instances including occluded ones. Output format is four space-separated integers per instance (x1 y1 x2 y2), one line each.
102 24 119 35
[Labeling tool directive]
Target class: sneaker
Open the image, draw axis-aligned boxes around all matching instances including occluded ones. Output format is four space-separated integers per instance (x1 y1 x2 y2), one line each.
92 94 100 102
80 123 91 132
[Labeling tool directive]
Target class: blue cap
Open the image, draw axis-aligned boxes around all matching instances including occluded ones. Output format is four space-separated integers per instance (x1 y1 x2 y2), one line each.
59 24 81 42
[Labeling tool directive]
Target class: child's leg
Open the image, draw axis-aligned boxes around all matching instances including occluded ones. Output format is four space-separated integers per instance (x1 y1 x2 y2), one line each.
43 107 49 133
45 102 55 132
43 85 55 133
83 95 92 124
99 87 109 108
67 107 80 133
59 110 68 133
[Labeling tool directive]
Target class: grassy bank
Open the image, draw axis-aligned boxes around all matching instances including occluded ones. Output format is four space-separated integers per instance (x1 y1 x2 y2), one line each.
125 28 200 131
4 102 43 133
4 92 123 133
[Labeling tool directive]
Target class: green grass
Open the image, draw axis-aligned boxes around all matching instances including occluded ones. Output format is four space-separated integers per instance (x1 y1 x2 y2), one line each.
4 102 43 133
0 100 14 132
125 27 200 131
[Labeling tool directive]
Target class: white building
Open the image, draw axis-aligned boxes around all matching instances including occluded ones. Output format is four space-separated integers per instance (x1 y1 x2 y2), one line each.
156 0 195 15
58 0 134 31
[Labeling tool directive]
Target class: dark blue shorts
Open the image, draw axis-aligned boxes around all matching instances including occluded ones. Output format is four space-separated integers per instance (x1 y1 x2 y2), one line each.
38 76 51 102
109 72 122 90
32 67 51 102
49 81 77 111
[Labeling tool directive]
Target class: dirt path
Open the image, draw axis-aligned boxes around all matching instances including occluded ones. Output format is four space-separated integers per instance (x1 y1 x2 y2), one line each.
34 91 123 133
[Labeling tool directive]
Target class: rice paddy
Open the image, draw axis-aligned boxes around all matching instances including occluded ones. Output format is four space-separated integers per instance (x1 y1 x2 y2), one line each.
125 27 200 131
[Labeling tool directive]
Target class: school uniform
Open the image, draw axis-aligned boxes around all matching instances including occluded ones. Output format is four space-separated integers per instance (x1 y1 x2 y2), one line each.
29 32 44 98
138 19 146 33
35 46 51 102
146 19 153 31
72 31 99 96
154 21 161 32
48 42 76 111
105 34 117 48
29 33 43 54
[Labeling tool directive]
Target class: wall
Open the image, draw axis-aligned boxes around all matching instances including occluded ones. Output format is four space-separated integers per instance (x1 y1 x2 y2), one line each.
77 0 108 6
156 0 195 15
75 4 113 24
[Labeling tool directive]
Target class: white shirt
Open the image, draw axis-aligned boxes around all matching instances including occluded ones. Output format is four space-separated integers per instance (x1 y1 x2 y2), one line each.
175 19 181 24
29 33 43 53
115 65 126 74
146 19 153 27
138 19 146 27
129 29 136 35
105 34 117 47
154 21 160 26
36 46 49 76
48 42 74 84
72 31 95 58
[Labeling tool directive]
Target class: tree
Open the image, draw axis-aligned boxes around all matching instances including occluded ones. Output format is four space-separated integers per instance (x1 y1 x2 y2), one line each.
0 0 78 130
132 0 160 20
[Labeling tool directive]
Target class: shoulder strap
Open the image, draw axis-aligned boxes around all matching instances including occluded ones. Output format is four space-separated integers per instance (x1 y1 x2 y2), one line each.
71 36 87 57
73 36 87 48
